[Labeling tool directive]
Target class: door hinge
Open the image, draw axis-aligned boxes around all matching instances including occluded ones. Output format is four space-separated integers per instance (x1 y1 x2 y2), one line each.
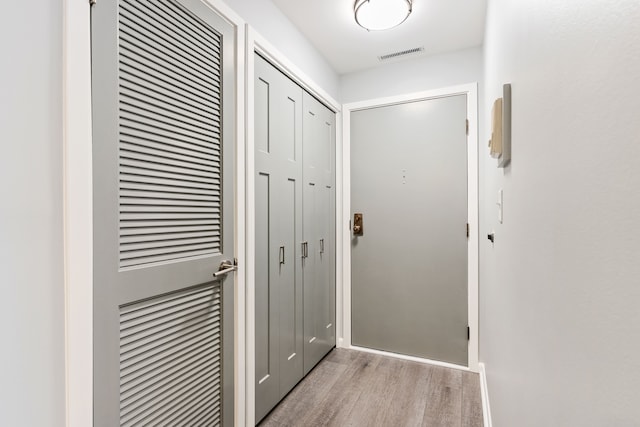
467 326 470 340
466 223 470 238
466 119 469 135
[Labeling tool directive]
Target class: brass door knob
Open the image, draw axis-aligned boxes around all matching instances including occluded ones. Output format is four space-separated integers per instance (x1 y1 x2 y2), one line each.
353 213 363 236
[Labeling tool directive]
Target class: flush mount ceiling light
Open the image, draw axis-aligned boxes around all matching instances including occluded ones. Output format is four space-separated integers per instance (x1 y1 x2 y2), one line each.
354 0 413 31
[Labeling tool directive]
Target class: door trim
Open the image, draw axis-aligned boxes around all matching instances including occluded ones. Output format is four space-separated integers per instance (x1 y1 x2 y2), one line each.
63 1 246 426
245 27 341 427
339 84 480 372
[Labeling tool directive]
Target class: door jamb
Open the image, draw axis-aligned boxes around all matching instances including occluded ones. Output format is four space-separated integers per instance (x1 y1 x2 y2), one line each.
339 84 480 373
245 27 341 426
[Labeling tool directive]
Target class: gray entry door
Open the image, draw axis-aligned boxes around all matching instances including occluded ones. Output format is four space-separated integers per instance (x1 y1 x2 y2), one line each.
351 95 468 366
91 0 235 425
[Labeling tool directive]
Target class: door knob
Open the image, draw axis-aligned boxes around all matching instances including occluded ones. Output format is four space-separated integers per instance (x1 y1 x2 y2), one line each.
353 213 363 236
214 259 237 277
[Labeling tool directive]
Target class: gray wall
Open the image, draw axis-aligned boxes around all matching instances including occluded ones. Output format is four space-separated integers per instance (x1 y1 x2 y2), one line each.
224 0 340 101
340 47 483 104
481 0 640 425
0 1 65 426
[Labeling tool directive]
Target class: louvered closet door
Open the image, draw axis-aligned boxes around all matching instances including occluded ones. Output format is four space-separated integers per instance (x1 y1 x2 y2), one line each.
91 0 235 425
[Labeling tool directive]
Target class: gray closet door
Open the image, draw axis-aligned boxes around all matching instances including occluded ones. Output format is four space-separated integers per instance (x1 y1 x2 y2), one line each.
91 0 235 425
302 93 336 375
254 55 304 422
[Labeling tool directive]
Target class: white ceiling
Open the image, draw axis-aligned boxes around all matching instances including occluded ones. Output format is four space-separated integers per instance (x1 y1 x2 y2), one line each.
271 0 487 75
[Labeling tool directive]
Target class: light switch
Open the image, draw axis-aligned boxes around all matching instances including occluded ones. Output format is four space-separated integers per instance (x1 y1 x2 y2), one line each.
497 189 503 224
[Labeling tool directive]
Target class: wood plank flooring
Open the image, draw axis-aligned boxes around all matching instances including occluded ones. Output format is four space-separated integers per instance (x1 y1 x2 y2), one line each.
258 349 483 427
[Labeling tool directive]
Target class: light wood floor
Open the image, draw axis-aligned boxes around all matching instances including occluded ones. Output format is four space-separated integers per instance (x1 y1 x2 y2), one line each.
258 349 483 427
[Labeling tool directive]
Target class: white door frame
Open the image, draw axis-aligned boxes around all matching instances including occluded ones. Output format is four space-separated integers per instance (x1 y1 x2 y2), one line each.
245 27 341 426
63 1 246 425
339 84 479 373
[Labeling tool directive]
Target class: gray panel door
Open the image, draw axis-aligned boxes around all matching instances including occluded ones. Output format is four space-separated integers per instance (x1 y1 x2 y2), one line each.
303 93 336 375
254 55 304 421
91 0 235 425
351 95 468 366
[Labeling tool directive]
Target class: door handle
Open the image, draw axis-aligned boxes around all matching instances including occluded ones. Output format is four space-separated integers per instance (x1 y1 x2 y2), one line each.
213 259 237 277
353 213 363 236
320 238 324 254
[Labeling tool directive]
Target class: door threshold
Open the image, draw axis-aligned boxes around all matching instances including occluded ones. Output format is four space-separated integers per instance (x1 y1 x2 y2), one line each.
347 345 471 372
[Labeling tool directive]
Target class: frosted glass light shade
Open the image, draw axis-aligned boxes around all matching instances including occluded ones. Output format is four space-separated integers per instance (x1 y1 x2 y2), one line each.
354 0 412 31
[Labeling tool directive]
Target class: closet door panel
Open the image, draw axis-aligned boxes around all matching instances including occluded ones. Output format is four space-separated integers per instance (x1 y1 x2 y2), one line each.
317 107 336 354
302 179 322 374
302 93 335 373
276 78 304 397
254 56 280 421
319 183 335 348
255 54 305 419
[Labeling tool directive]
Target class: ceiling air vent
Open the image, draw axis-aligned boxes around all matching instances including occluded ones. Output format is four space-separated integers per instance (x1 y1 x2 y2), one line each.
378 46 425 62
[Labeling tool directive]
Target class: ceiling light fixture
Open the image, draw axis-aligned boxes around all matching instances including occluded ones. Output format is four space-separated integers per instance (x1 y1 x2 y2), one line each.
354 0 412 32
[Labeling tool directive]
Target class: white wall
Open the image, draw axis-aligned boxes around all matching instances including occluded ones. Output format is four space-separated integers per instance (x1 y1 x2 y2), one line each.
0 1 65 426
340 47 483 103
223 0 340 101
481 1 640 426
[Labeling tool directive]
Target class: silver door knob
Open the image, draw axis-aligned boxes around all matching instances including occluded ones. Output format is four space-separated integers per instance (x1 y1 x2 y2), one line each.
214 259 237 277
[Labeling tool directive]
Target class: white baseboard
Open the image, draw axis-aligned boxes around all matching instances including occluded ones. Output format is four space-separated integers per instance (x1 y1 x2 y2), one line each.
478 363 493 427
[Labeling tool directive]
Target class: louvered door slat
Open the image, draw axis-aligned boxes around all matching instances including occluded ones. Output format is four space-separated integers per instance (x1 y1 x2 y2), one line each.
120 147 220 175
118 0 223 278
119 141 219 168
119 32 220 93
121 237 220 254
120 284 222 426
121 241 220 261
121 355 220 412
120 190 219 203
120 85 217 125
120 107 220 145
120 309 220 352
120 199 218 207
120 182 219 196
120 75 220 119
120 115 219 149
120 161 220 185
120 167 220 188
119 48 220 104
122 299 214 337
119 34 220 94
121 338 216 393
119 92 220 134
120 131 219 160
121 325 219 373
121 285 214 322
120 212 221 221
120 230 219 244
120 2 221 67
117 15 221 88
120 224 220 236
149 0 222 51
